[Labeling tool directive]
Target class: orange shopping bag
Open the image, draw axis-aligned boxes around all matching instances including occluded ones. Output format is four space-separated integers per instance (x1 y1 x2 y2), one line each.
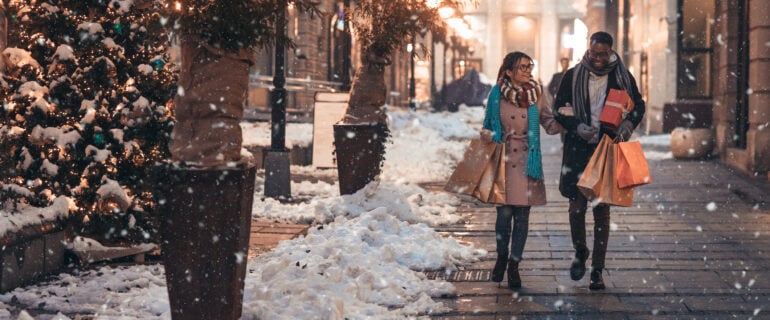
577 135 634 207
615 141 652 189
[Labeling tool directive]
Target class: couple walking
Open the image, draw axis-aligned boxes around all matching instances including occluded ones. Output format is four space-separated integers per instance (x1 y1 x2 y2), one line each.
480 32 646 290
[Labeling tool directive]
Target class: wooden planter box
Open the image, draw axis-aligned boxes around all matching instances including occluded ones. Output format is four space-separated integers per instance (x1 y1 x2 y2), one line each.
0 222 67 292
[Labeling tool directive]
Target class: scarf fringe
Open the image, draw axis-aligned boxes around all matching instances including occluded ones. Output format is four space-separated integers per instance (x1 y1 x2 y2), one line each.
526 103 543 179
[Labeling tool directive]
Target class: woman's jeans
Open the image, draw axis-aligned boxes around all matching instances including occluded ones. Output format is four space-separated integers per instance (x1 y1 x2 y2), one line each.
569 192 610 269
495 205 530 262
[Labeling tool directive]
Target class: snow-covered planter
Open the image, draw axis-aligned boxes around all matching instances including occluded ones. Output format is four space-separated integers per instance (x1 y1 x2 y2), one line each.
670 127 714 159
0 196 73 292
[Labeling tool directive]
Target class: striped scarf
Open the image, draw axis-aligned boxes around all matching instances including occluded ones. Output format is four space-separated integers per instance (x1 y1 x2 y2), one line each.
572 51 637 125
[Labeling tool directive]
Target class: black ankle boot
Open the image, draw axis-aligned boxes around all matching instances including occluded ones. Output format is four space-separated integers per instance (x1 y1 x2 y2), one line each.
490 255 507 282
507 261 521 289
569 252 588 281
589 268 605 290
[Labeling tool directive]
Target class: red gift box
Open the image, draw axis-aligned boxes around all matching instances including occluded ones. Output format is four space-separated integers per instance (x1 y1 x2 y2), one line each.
600 89 635 129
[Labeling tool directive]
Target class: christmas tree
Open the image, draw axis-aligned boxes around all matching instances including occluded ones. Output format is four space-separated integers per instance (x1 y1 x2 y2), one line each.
1 0 176 244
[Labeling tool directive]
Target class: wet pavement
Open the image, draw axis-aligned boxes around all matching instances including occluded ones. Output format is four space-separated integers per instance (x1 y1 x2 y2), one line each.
421 133 770 319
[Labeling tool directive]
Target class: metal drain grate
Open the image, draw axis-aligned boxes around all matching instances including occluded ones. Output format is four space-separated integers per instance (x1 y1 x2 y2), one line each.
424 270 490 281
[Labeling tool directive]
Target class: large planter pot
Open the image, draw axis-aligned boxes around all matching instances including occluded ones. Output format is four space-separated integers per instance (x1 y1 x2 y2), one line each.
670 127 714 159
333 123 388 195
153 163 256 320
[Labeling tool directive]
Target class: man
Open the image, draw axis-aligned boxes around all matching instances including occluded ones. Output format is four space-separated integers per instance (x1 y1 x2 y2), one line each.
547 57 571 142
548 57 571 98
551 32 646 290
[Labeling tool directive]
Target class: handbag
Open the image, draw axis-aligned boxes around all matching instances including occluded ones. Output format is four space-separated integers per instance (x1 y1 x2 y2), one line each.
445 138 506 204
577 135 634 207
615 140 652 189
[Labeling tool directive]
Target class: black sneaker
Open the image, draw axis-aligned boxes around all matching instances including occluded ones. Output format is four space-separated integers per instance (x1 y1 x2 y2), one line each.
507 261 521 289
569 257 587 281
490 256 506 282
589 268 606 290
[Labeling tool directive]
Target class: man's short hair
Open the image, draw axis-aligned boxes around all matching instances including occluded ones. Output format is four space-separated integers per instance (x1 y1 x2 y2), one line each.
590 32 614 47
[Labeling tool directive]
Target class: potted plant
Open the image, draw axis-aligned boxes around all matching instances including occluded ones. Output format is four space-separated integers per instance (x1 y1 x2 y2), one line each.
335 0 466 195
156 1 318 319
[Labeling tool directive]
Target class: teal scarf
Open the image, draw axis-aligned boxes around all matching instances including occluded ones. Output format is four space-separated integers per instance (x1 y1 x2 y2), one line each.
483 84 543 179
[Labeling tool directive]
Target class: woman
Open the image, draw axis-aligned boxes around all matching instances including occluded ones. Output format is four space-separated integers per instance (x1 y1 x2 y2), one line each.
481 51 563 289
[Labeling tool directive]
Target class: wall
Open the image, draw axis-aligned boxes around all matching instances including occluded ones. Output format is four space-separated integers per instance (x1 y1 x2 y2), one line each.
626 0 678 134
714 0 770 175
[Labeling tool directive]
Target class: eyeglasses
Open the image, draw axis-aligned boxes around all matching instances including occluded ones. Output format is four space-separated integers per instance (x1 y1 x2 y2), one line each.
588 50 611 60
516 62 535 72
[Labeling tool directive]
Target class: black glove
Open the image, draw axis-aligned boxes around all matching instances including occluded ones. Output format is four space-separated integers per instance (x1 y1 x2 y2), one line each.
616 120 634 141
576 123 598 142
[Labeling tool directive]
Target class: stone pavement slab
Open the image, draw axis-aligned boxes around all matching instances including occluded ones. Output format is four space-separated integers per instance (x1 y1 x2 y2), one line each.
248 218 310 257
425 133 770 319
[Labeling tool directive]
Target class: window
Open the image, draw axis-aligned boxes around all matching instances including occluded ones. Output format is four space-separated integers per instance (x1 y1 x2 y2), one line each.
327 1 351 89
677 0 714 99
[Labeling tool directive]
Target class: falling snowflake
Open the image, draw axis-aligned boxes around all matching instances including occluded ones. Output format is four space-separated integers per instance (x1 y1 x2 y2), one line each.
706 202 717 211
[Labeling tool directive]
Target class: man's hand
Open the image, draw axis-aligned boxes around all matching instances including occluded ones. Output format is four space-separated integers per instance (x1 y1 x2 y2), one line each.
616 120 634 141
576 123 598 142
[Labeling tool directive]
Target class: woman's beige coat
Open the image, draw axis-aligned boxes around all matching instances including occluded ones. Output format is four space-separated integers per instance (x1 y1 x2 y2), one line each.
496 97 563 206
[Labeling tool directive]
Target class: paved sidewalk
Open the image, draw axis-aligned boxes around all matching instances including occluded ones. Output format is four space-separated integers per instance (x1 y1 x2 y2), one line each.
248 219 310 258
423 133 770 319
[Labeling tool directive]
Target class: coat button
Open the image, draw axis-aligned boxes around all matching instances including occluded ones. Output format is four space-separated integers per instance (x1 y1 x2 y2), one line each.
523 130 527 135
511 115 515 119
513 148 518 152
511 165 516 168
522 114 527 119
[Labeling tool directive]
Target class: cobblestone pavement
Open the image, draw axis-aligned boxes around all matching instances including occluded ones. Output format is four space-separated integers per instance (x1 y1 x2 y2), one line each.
423 133 770 320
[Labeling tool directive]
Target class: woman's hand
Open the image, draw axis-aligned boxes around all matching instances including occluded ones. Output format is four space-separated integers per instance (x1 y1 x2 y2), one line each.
557 103 575 117
480 129 494 143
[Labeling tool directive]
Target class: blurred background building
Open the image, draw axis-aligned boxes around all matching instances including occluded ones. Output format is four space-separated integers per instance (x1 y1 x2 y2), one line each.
245 0 768 177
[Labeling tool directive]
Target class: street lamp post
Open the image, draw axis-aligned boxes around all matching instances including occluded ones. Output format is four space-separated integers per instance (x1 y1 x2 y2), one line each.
341 0 352 92
409 35 417 110
430 35 436 111
264 0 291 199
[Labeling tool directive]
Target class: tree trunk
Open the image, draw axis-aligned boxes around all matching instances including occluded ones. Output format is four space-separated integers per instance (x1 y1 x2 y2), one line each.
158 35 256 320
170 35 254 166
0 1 7 72
342 44 391 125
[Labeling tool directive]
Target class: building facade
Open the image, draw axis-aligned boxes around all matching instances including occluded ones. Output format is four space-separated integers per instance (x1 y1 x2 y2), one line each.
247 0 415 117
608 0 768 176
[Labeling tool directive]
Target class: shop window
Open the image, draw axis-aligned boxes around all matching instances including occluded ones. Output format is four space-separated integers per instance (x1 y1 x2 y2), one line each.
735 0 750 148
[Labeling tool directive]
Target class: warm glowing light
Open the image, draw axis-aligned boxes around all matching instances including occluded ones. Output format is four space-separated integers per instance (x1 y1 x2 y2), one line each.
511 16 533 32
174 2 181 11
426 0 441 9
438 7 455 19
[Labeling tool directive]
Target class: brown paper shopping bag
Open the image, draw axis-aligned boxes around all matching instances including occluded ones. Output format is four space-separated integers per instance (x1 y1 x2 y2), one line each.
577 135 612 200
615 141 652 189
445 139 506 204
445 139 496 194
577 135 634 207
472 143 506 204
